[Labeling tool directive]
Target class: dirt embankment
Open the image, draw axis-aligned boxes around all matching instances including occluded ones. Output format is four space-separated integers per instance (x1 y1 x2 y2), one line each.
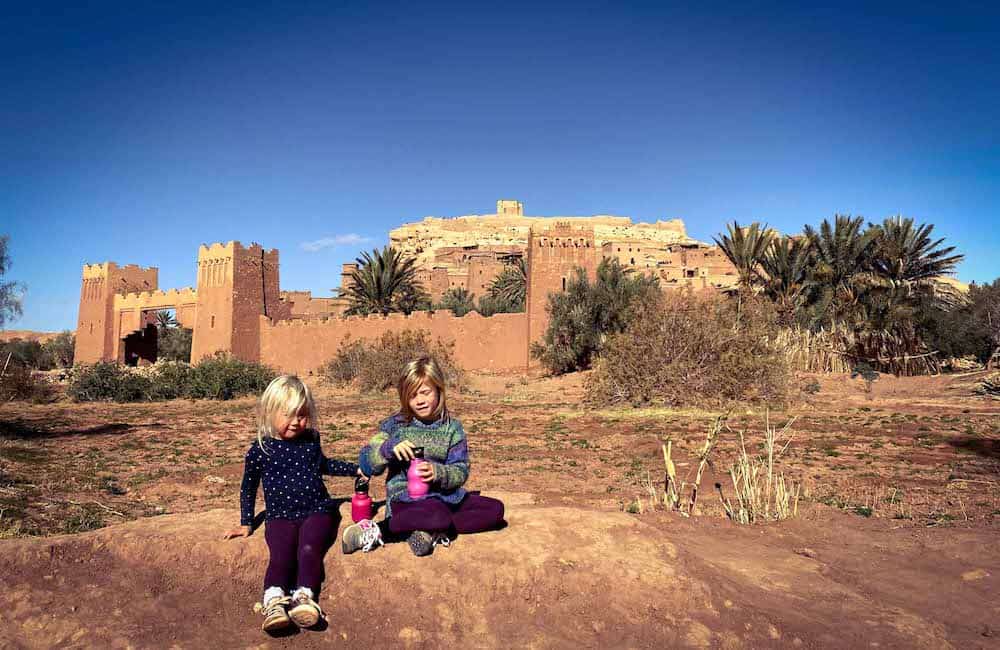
2 492 997 649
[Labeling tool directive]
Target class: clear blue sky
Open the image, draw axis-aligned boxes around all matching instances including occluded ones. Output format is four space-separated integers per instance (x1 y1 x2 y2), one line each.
3 1 998 331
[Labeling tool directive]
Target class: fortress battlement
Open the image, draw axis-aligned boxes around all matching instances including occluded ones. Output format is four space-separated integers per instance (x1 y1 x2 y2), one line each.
113 288 198 310
268 308 509 329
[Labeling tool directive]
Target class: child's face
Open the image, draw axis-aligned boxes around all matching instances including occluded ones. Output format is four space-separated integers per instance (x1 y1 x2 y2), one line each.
408 380 440 421
273 405 309 440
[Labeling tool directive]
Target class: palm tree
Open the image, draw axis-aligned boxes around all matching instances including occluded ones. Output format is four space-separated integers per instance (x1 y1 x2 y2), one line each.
761 236 812 325
713 222 774 290
869 215 965 310
154 310 178 329
802 215 880 327
344 246 427 316
487 257 527 310
871 216 964 283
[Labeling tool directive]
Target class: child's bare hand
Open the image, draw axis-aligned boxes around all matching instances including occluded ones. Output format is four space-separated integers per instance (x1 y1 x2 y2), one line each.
223 525 251 540
416 462 436 483
392 440 418 461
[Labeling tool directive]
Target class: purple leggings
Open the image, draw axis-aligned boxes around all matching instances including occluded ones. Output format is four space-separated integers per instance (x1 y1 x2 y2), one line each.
263 512 336 594
388 494 505 535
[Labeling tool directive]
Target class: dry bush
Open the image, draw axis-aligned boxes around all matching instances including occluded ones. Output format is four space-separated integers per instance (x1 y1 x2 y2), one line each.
720 415 801 524
772 327 851 373
0 363 55 403
321 330 464 392
585 291 789 407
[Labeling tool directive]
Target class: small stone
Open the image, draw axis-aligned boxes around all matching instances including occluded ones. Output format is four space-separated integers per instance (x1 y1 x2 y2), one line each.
794 547 818 559
961 568 988 581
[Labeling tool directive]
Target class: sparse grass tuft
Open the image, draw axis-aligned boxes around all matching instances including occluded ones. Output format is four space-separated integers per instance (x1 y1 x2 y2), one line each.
720 413 801 525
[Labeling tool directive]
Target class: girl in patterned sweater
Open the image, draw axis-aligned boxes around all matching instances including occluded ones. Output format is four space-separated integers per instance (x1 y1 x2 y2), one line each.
223 375 365 632
343 356 505 557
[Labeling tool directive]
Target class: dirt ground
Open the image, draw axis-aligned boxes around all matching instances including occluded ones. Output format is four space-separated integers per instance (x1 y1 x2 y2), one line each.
1 370 998 648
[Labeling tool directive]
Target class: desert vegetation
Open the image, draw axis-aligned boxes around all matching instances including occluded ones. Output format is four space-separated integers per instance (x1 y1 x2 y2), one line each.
585 292 788 407
714 215 973 375
66 353 275 402
531 258 659 374
321 329 463 392
343 245 432 316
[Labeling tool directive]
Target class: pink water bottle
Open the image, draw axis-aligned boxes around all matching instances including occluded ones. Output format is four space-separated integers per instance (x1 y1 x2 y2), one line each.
406 447 429 499
351 477 373 523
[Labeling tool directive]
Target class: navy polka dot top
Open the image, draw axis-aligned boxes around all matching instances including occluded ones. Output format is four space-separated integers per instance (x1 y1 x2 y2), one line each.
239 430 359 525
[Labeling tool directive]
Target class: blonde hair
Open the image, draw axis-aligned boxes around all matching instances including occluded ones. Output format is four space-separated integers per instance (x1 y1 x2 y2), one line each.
397 357 448 423
256 375 318 451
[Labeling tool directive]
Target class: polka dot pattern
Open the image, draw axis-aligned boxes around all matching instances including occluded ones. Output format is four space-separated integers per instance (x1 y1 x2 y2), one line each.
239 431 358 525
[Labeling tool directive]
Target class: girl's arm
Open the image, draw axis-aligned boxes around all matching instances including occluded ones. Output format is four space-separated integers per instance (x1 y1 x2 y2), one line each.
239 445 263 527
320 451 360 477
428 420 470 491
358 417 399 477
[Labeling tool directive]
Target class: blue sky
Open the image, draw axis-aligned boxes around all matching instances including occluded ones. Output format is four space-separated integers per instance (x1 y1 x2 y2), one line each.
3 1 998 331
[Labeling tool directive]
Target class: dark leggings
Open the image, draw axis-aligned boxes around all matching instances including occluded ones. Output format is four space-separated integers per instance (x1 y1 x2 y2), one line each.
388 494 505 535
263 512 336 594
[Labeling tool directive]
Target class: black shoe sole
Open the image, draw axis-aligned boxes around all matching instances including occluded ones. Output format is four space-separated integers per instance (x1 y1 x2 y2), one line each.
408 533 433 556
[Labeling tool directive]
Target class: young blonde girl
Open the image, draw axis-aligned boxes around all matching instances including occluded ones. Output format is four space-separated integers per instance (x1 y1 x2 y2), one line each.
224 375 363 632
344 357 505 556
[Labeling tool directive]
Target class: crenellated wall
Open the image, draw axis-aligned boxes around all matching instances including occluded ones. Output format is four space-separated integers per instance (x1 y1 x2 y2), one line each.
110 288 198 362
260 310 529 377
75 262 158 364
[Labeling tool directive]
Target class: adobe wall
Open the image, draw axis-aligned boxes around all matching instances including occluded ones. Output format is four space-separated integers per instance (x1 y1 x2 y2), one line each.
75 262 158 364
111 288 198 361
280 291 345 318
467 257 506 297
526 224 599 367
260 310 529 377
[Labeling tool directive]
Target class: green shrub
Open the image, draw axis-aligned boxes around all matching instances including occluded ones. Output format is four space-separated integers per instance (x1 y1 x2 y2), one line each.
321 330 463 392
585 291 789 407
69 355 273 402
531 258 660 375
148 361 194 400
68 362 129 402
436 287 476 316
187 353 275 400
42 331 75 368
67 362 151 402
157 327 192 362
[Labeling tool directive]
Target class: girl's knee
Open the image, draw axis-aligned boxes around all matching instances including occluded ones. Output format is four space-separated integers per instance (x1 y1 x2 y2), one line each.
424 511 453 531
486 497 505 518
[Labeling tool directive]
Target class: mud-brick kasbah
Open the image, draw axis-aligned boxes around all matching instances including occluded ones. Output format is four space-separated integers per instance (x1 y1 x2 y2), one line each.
74 200 737 374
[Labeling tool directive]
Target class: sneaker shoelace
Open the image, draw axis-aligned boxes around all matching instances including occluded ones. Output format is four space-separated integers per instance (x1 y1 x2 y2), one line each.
359 521 384 552
432 534 451 549
263 596 290 617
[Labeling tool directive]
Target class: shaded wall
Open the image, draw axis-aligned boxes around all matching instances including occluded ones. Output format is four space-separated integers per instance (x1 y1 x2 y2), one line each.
260 311 529 377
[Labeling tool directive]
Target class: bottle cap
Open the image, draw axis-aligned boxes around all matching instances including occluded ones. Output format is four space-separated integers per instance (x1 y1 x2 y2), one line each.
412 447 425 459
354 476 370 493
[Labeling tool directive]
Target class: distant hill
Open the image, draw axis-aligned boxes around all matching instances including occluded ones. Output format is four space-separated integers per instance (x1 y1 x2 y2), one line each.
0 330 61 343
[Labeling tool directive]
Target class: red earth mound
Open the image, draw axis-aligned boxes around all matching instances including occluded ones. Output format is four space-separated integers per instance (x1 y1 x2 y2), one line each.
3 492 997 649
